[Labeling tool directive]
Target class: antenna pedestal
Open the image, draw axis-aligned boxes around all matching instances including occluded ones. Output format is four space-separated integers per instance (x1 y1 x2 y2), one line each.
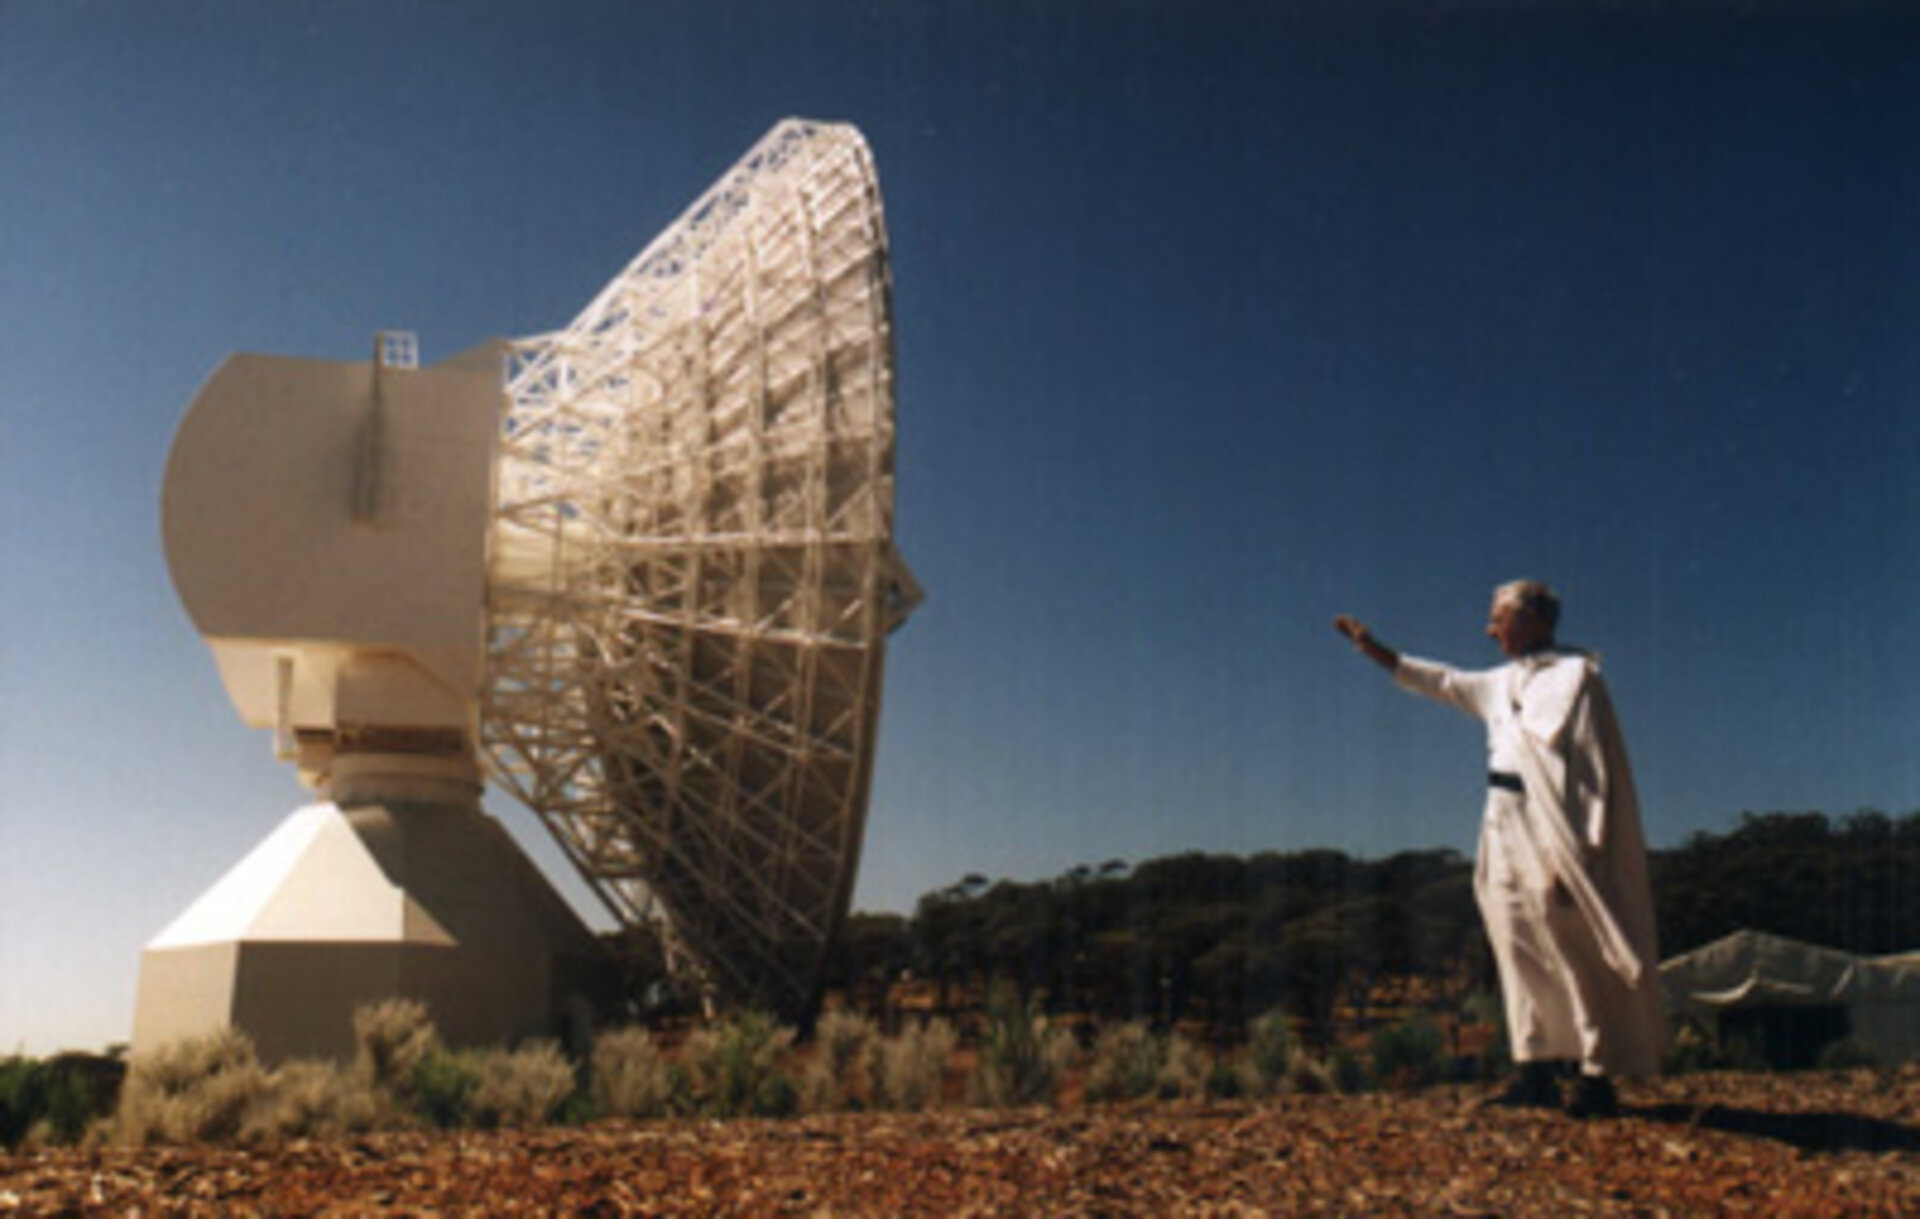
132 751 606 1063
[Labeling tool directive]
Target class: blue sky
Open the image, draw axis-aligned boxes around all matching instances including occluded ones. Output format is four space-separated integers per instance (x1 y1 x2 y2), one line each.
3 1 1916 1054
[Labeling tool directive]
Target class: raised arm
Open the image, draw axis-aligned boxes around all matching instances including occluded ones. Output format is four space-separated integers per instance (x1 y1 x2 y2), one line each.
1333 615 1400 673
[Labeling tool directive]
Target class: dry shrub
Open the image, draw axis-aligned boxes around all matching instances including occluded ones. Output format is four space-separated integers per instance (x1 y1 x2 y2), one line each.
113 1028 268 1146
1083 1022 1165 1103
1158 1031 1211 1100
678 1011 798 1118
353 999 440 1100
802 1009 878 1112
969 985 1076 1108
591 1026 674 1120
1241 1009 1296 1098
467 1043 576 1128
867 1018 956 1112
1285 1052 1340 1095
239 1060 382 1142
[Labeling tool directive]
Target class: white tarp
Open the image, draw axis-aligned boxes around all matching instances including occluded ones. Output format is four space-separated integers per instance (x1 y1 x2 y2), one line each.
1660 929 1920 1062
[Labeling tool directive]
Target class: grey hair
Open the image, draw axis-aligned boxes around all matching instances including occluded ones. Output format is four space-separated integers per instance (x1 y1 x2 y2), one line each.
1493 579 1561 632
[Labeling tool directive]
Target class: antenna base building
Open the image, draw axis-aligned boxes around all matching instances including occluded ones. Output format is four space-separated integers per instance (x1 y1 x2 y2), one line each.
134 754 606 1063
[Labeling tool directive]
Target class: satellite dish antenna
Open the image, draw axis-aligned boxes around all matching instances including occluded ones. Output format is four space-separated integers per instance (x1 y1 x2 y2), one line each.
136 119 919 1060
483 118 921 1019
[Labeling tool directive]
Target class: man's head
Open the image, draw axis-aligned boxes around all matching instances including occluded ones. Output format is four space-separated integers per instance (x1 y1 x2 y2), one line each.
1487 579 1559 658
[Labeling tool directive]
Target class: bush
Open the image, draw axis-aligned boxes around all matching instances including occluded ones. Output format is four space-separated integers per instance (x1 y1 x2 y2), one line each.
1242 1009 1296 1097
867 1018 956 1111
1286 1052 1341 1096
411 1051 482 1129
114 1028 269 1146
1330 1045 1371 1094
592 1026 675 1120
1083 1023 1164 1103
677 1011 798 1118
1157 1032 1211 1101
803 1009 878 1112
970 983 1075 1108
238 1060 381 1143
0 1058 46 1149
467 1043 577 1128
1368 1015 1447 1090
37 1055 124 1144
354 999 440 1101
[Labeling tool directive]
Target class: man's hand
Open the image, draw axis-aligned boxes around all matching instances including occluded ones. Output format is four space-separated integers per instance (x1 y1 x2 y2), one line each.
1334 615 1400 672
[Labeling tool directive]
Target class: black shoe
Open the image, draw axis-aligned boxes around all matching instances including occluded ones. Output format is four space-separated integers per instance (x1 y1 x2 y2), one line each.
1491 1062 1560 1109
1565 1074 1618 1119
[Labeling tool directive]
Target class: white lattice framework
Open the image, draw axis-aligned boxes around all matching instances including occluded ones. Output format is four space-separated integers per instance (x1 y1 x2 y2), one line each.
481 120 918 1018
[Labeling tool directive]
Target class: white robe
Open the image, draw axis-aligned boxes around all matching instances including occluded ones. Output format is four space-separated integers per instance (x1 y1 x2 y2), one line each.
1397 650 1665 1077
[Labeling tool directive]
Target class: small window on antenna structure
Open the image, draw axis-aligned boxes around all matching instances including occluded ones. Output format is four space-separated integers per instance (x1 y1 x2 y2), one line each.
377 331 419 369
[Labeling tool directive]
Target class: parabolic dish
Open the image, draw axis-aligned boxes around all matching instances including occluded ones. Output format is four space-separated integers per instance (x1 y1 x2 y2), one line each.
482 119 919 1018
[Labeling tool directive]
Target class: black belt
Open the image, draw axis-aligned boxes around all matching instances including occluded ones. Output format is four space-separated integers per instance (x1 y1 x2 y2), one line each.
1489 771 1524 793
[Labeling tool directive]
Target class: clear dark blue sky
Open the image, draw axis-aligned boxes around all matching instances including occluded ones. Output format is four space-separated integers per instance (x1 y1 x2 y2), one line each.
3 1 1916 1052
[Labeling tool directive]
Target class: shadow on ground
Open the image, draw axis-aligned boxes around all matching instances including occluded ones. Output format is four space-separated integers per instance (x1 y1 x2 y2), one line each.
1633 1103 1920 1155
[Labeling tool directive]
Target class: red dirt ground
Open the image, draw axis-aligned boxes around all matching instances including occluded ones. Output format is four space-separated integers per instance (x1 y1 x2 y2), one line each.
4 1069 1917 1214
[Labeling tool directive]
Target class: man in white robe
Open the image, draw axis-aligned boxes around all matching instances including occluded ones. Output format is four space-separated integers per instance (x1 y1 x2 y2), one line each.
1334 580 1663 1117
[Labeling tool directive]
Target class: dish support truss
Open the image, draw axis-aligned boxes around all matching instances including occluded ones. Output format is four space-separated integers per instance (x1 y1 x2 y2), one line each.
482 120 919 1020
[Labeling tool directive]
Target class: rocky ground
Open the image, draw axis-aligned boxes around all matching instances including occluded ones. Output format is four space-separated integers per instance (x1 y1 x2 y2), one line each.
4 1070 1917 1215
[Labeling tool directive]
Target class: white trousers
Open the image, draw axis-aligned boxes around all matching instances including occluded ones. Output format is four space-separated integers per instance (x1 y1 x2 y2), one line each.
1476 789 1631 1075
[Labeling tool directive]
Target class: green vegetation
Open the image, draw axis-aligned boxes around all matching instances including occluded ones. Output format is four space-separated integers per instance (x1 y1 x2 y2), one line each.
1652 810 1920 957
969 982 1077 1108
10 808 1912 1151
1 1053 122 1149
815 809 1920 1049
674 1010 800 1118
409 1051 482 1129
1368 1015 1449 1090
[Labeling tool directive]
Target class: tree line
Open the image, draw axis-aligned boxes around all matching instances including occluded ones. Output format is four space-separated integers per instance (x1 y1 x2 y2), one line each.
813 809 1920 1043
